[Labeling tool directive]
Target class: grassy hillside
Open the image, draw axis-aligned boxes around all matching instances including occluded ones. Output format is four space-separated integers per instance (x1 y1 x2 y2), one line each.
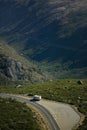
0 98 43 130
0 79 87 130
38 61 87 79
0 40 34 67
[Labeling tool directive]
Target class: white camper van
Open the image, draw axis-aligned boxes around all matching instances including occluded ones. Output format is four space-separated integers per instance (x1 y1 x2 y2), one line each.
33 95 41 101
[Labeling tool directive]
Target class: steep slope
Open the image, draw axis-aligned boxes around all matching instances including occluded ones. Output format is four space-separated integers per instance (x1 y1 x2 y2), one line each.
0 0 87 78
0 40 47 82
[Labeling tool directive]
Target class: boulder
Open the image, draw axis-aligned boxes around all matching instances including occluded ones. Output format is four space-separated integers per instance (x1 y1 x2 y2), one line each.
77 80 83 85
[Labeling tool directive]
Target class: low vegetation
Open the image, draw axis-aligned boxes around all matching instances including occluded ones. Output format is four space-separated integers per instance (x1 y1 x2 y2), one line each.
0 79 87 130
0 98 42 130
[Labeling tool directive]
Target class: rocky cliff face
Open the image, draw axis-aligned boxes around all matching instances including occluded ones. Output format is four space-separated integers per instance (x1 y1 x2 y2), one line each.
0 55 28 80
0 55 48 82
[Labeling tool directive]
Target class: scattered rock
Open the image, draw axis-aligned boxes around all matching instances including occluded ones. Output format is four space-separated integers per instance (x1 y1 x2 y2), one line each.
68 80 70 82
78 97 81 100
16 84 22 88
64 86 68 89
50 79 53 82
77 80 83 85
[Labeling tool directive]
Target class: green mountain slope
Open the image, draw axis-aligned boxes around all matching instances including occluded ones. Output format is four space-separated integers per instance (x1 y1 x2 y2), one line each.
0 40 47 82
0 0 87 78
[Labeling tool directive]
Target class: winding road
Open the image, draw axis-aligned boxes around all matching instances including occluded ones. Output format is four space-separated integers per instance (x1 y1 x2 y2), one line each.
0 93 60 130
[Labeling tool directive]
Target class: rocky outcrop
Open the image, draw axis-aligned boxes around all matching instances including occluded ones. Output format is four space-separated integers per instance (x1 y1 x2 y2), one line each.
0 55 48 82
0 55 28 80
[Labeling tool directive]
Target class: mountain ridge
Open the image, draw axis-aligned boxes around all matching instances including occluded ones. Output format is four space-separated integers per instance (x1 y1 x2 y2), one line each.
0 0 87 78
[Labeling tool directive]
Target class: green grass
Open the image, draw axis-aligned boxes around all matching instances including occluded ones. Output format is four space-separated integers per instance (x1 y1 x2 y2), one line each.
0 98 41 130
0 79 87 130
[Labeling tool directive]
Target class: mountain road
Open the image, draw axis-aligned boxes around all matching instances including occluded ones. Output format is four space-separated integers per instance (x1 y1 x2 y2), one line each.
0 93 60 130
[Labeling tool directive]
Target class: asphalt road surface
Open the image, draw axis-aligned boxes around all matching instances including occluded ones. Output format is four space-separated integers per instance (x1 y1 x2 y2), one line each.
0 93 60 130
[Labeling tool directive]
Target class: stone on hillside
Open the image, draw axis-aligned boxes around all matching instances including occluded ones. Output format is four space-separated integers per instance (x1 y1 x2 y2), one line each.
16 84 22 88
77 80 83 85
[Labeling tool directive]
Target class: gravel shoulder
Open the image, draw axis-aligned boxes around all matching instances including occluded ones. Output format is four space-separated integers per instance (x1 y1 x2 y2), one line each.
38 99 80 130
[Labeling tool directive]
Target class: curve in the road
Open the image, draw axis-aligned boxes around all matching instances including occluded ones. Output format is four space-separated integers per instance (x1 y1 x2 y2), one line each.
0 93 60 130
